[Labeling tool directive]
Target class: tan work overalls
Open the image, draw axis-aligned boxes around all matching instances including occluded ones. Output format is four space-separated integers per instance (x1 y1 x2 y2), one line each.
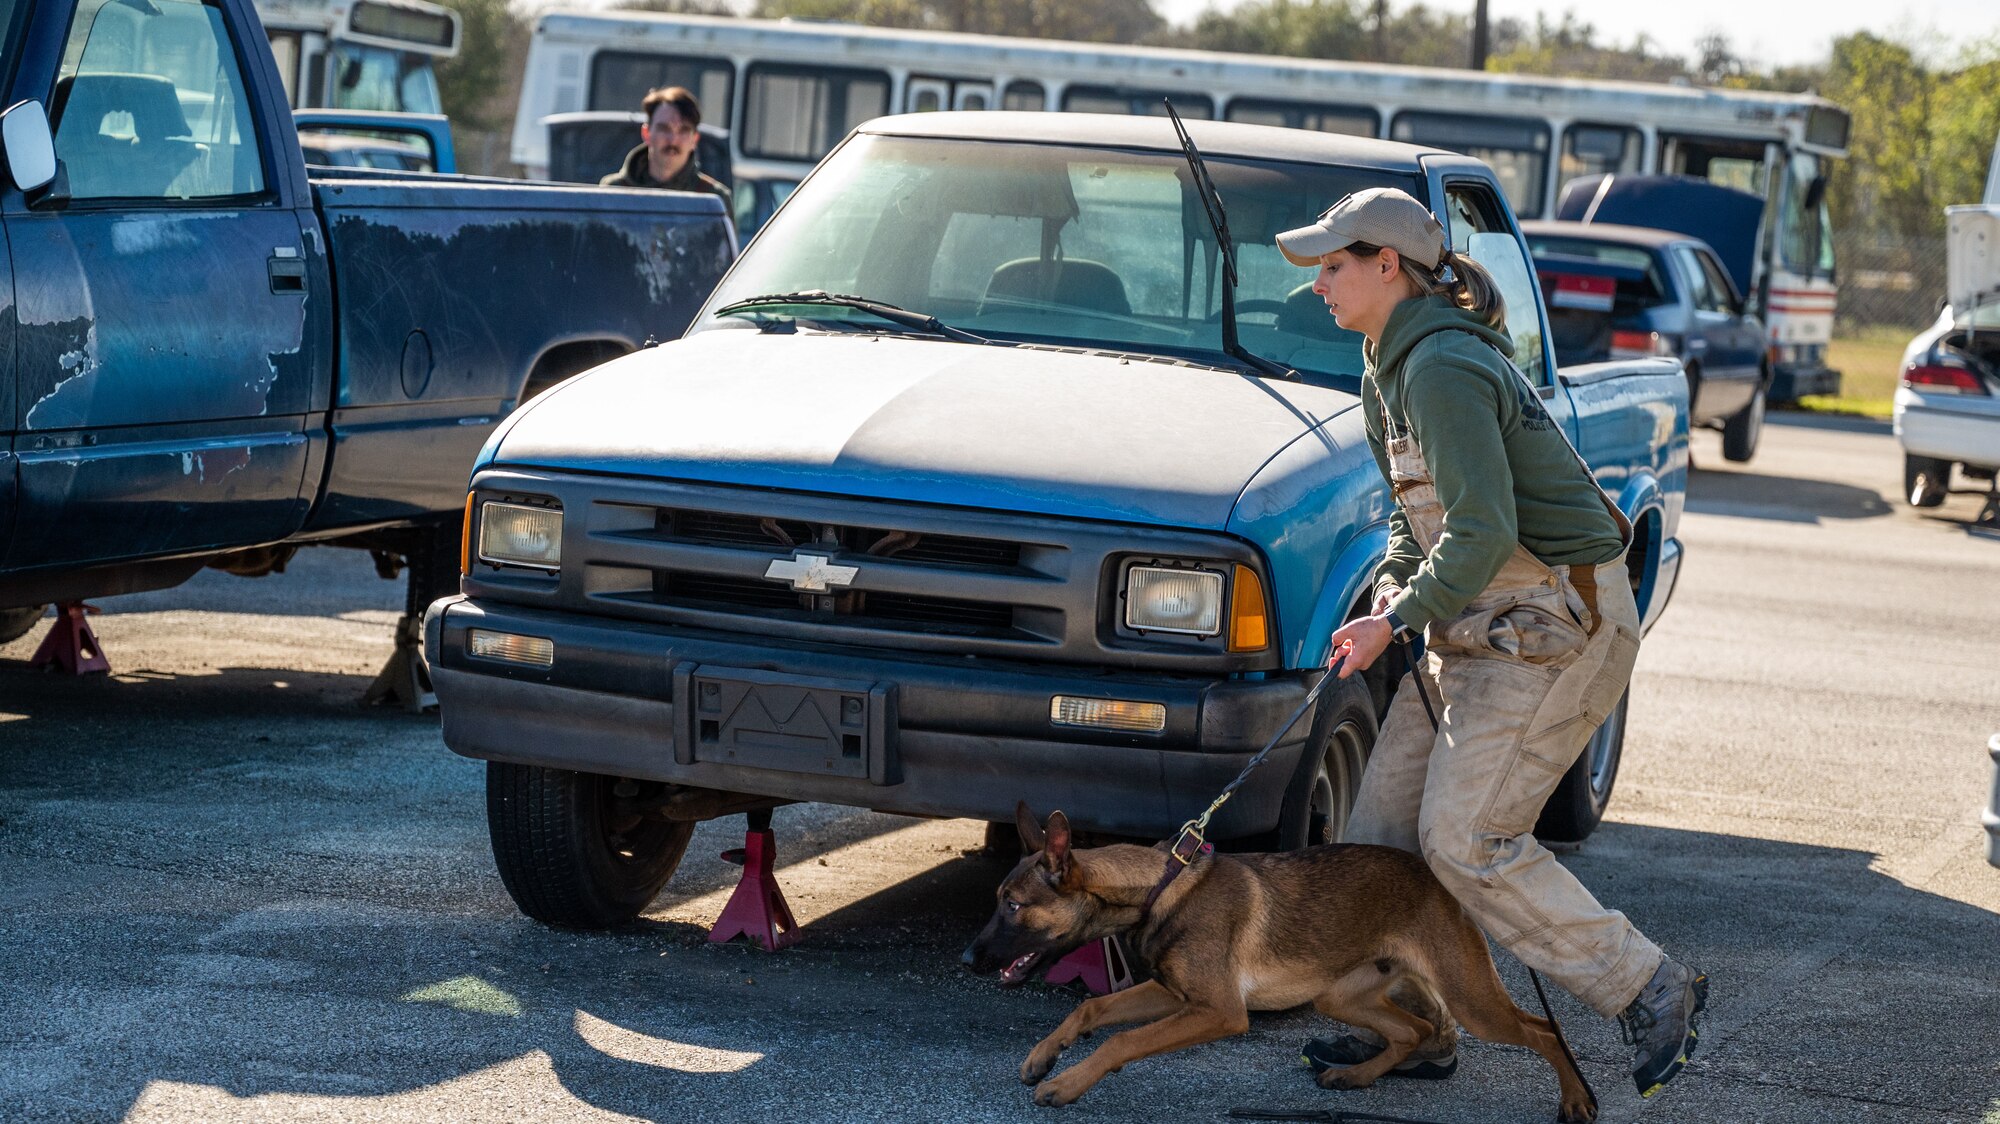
1343 365 1661 1019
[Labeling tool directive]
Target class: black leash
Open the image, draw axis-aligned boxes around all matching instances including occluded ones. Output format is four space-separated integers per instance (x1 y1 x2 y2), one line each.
1140 646 1350 919
1395 636 1598 1118
1227 1108 1449 1123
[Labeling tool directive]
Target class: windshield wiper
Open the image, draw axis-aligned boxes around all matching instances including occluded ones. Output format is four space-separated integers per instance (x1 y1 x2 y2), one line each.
713 290 999 346
1165 103 1300 382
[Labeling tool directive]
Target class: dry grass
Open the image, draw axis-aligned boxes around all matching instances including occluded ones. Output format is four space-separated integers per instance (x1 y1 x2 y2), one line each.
1797 325 1913 420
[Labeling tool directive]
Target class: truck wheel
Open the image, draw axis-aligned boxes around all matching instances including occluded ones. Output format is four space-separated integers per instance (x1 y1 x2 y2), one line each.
1905 454 1951 508
0 605 48 645
1272 675 1379 850
1721 382 1766 462
1536 689 1629 844
486 762 694 930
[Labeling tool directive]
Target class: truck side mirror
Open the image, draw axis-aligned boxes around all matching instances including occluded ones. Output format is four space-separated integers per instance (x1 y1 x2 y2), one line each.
2 99 57 194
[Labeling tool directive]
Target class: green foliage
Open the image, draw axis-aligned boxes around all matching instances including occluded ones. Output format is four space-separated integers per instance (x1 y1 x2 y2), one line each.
433 0 528 133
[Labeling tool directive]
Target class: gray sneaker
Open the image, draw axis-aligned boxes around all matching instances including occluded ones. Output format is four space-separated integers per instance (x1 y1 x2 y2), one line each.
1618 958 1709 1097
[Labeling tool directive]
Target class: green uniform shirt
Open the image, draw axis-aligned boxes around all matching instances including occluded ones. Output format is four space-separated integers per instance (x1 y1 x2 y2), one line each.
1364 294 1626 633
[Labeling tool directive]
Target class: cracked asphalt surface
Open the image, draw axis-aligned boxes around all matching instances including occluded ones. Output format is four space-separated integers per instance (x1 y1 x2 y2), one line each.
2 415 1997 1124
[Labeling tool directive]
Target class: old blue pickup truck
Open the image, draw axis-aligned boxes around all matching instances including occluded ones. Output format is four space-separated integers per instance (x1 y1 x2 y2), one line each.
0 0 734 698
425 113 1689 928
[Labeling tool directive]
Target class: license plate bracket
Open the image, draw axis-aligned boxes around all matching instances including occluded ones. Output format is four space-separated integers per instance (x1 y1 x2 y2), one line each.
672 664 897 785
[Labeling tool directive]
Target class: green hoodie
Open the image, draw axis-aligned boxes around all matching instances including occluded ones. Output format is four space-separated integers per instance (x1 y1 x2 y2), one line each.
1365 294 1626 633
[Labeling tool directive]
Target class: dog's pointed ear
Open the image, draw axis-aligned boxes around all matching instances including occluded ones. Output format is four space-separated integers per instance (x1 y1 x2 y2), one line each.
1042 810 1073 879
1015 800 1046 853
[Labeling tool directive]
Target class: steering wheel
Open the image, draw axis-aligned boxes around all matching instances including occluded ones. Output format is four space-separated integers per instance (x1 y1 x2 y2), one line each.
1204 299 1289 322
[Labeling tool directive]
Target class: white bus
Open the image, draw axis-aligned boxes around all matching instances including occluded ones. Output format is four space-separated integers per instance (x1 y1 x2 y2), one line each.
513 11 1849 387
256 0 461 115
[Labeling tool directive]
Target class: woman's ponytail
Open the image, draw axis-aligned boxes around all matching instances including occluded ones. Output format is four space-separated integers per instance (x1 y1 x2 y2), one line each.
1406 249 1506 330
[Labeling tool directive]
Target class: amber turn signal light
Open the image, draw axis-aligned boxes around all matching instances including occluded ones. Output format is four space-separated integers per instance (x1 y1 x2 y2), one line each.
1227 565 1269 652
459 492 475 576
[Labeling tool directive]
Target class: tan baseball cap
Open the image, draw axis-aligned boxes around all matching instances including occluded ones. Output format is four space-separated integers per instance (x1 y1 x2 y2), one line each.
1277 187 1447 270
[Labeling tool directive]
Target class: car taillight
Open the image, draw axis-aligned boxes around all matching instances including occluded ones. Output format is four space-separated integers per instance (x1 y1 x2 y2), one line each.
1901 363 1989 395
1610 329 1672 358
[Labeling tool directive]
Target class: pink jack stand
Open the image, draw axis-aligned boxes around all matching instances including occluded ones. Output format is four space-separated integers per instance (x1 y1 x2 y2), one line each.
708 810 799 951
30 602 109 676
1045 937 1135 996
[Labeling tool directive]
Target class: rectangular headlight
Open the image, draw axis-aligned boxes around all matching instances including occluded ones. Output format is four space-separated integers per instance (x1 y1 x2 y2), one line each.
1124 566 1223 635
478 501 562 570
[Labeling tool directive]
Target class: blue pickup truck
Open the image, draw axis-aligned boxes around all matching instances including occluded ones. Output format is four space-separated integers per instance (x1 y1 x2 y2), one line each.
424 113 1688 928
0 0 735 696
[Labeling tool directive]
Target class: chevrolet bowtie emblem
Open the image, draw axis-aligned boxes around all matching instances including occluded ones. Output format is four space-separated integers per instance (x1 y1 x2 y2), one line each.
764 552 859 593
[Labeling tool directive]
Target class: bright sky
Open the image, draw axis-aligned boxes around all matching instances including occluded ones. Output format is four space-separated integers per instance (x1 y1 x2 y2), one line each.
1160 0 2000 68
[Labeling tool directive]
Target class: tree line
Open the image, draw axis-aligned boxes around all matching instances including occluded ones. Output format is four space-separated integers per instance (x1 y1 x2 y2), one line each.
430 0 2000 240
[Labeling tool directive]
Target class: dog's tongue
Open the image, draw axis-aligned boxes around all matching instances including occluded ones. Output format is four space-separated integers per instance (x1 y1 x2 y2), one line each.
1000 953 1036 984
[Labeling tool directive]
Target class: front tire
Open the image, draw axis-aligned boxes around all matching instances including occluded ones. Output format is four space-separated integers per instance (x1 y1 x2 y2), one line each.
1721 381 1766 463
1536 689 1629 844
1905 454 1951 508
486 762 695 929
1272 675 1379 850
0 605 48 646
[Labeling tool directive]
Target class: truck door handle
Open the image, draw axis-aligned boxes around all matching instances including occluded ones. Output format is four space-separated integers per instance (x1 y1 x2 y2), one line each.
268 255 307 294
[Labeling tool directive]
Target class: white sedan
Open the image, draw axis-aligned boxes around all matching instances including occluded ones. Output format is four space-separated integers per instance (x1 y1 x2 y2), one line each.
1898 206 2000 512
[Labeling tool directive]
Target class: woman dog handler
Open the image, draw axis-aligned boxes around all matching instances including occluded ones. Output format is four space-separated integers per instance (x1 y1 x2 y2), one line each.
1276 188 1706 1098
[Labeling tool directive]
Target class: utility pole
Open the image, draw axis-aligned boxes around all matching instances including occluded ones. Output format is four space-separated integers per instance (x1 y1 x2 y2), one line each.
1372 0 1386 62
1470 0 1489 70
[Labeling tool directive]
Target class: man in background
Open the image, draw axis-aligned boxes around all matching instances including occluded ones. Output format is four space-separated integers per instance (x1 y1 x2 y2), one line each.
602 85 731 207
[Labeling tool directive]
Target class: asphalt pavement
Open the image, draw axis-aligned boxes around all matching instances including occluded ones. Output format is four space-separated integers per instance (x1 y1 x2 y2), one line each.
2 413 1996 1124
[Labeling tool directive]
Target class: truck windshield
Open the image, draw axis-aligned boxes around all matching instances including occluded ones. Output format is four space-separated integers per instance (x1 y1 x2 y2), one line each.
699 134 1424 386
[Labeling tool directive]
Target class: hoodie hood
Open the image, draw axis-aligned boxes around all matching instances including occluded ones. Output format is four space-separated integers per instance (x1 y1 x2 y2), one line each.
1369 293 1514 380
486 329 1359 530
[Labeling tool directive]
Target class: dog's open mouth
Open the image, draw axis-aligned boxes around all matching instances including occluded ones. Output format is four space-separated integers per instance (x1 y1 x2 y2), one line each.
999 951 1043 986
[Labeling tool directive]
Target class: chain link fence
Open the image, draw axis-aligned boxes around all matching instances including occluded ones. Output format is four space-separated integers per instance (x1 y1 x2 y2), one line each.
1835 229 1948 333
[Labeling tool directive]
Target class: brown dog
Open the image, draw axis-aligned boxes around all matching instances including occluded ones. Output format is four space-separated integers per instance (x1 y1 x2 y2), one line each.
961 803 1595 1121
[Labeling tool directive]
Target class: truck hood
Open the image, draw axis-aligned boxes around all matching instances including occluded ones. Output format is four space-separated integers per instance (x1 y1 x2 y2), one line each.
486 329 1359 529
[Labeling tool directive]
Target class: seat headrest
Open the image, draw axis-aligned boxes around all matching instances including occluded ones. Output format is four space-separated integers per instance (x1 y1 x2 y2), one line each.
54 72 192 140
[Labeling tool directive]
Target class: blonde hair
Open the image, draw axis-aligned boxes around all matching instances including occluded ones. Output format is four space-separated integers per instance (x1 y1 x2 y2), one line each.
1344 242 1506 331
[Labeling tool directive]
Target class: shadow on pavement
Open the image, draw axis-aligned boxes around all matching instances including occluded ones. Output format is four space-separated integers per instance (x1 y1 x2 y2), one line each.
0 808 1987 1123
1684 464 1894 523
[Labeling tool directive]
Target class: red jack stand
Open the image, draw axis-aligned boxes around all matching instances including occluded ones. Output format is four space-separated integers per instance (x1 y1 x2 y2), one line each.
1045 937 1135 996
30 602 110 676
708 809 799 951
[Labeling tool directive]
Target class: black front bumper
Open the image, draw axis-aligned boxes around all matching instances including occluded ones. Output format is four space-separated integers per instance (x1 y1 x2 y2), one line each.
423 596 1317 838
1771 361 1840 402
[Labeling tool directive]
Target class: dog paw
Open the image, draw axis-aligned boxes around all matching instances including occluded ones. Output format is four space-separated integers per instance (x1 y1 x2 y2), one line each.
1557 1098 1598 1124
1313 1065 1375 1091
1032 1071 1091 1107
1020 1038 1066 1085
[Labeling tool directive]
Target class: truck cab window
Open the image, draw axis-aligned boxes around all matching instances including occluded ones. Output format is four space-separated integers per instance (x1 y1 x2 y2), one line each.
1444 182 1549 384
53 0 266 200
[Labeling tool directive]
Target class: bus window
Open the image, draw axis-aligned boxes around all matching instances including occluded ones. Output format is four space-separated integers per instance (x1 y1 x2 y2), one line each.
1561 123 1639 183
1659 133 1768 195
742 63 888 161
1061 86 1211 119
1443 182 1549 383
908 78 946 113
1394 112 1549 217
1779 152 1835 279
331 43 442 114
1001 80 1044 111
589 51 733 123
1225 98 1376 137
